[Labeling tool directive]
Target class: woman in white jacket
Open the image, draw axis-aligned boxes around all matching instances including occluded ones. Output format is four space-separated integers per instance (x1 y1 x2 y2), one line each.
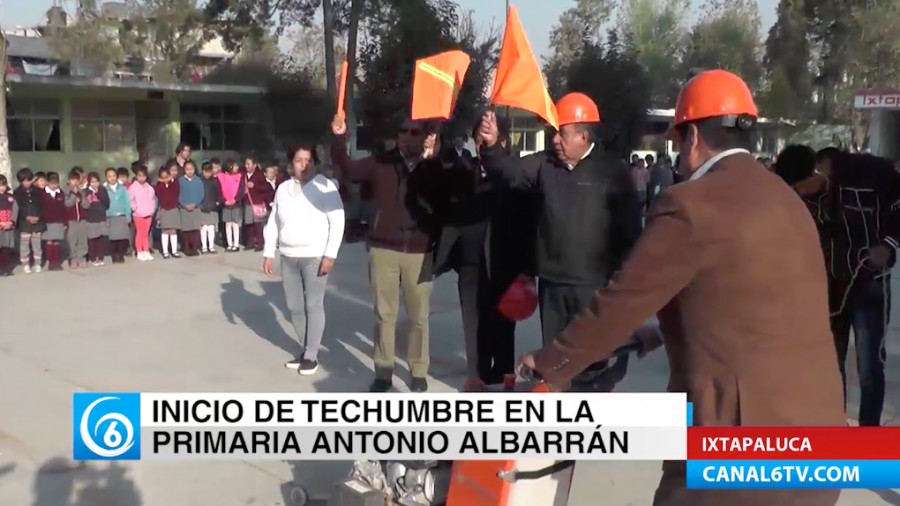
262 145 345 375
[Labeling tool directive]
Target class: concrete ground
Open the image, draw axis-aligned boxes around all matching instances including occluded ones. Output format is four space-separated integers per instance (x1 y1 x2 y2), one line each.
1 243 900 506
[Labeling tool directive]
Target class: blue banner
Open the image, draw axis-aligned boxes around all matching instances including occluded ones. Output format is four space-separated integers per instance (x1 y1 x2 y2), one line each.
687 460 900 489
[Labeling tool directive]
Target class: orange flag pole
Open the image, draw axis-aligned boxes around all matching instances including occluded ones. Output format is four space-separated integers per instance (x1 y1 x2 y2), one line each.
336 60 349 118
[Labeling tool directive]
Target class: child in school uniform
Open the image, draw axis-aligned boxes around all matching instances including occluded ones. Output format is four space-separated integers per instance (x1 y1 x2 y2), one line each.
155 166 182 258
34 172 47 190
65 170 89 268
42 172 68 271
199 161 223 254
210 158 225 246
82 172 110 266
117 167 135 254
129 165 157 261
0 175 17 276
217 160 244 252
13 168 46 274
104 167 132 263
178 161 204 257
242 155 273 251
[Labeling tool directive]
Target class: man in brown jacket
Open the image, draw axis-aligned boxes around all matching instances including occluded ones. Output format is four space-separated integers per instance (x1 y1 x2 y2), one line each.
517 70 846 505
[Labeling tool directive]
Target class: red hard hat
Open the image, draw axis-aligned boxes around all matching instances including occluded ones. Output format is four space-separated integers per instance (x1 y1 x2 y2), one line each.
556 92 601 126
498 275 538 322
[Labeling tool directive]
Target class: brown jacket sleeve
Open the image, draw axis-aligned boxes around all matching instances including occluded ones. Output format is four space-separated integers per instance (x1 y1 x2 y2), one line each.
532 191 702 388
330 135 377 183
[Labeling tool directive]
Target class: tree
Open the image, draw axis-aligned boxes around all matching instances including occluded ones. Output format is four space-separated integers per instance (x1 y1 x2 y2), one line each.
566 31 652 157
356 0 498 138
282 24 347 89
616 0 690 107
681 0 764 91
543 0 618 97
0 32 10 181
45 2 125 73
760 0 813 119
128 0 209 82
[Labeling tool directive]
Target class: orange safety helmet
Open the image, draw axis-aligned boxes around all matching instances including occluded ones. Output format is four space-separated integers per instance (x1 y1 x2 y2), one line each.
668 69 758 140
556 92 601 126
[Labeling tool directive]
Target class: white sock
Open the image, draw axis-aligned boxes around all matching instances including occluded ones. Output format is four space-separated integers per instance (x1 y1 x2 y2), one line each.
225 223 234 247
201 226 209 251
207 226 216 249
232 223 240 247
162 234 170 255
171 234 179 253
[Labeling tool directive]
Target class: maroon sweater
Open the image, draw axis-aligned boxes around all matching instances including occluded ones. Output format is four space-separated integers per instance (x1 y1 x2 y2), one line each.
65 187 84 222
243 169 274 207
155 180 180 210
42 188 68 224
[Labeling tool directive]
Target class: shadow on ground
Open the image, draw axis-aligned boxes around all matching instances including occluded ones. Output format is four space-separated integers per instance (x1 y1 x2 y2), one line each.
872 489 900 506
31 458 142 506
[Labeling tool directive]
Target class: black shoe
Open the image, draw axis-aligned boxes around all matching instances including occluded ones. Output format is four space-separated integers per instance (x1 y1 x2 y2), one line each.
369 379 392 393
298 359 319 376
409 377 428 392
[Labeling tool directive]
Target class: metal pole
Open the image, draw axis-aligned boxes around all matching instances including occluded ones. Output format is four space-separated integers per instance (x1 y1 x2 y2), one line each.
504 0 511 132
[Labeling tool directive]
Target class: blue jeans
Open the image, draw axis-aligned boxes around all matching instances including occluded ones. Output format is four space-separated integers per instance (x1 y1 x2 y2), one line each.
832 275 890 426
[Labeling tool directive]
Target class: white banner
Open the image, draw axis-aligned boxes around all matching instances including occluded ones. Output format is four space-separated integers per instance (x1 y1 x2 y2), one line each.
141 425 687 461
140 393 688 427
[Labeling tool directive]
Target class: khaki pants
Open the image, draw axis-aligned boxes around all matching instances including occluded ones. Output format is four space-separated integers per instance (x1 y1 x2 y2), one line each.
369 247 434 379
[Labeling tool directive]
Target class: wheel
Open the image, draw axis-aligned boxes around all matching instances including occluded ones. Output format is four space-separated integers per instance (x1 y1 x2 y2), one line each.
288 485 310 506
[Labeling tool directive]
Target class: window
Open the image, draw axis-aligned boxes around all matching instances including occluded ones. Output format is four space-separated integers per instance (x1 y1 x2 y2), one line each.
72 100 136 152
510 129 539 152
179 104 248 151
7 98 61 152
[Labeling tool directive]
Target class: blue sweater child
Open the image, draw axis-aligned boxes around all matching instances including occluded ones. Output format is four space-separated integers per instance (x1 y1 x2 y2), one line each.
104 182 132 219
178 174 205 209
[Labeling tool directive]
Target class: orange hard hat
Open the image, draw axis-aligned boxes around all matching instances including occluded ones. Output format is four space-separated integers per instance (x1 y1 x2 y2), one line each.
556 92 600 126
669 69 758 140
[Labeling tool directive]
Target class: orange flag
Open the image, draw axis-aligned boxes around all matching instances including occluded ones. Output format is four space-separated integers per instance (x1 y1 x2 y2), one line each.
336 60 348 118
491 5 558 129
411 50 472 121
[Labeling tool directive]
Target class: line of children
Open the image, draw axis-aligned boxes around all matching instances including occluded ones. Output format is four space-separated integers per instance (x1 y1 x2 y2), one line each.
0 156 284 275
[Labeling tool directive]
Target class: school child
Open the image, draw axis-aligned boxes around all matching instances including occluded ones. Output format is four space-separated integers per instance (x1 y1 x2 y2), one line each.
199 161 223 254
65 170 88 268
178 161 204 257
242 155 273 251
217 160 244 252
41 172 67 271
210 158 224 246
211 158 222 176
34 172 47 190
104 167 132 263
13 168 46 274
155 166 182 258
117 167 131 188
264 164 282 190
128 165 157 261
82 172 110 266
0 175 17 276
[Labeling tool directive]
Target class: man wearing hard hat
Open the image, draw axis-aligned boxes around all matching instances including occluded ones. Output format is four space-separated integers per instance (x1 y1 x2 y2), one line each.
478 93 643 353
518 70 846 505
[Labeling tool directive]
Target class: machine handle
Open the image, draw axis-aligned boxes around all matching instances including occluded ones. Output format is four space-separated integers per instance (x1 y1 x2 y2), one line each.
497 461 575 483
517 339 644 385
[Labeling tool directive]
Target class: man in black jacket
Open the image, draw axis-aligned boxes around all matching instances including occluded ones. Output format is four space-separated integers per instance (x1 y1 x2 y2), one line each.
776 145 900 426
477 95 643 349
434 118 538 390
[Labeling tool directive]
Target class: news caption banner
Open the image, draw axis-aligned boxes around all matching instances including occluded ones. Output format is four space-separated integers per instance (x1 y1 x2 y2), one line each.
73 392 687 462
686 426 900 489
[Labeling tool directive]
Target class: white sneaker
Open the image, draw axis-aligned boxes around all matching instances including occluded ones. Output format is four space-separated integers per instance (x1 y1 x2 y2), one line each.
33 265 42 273
145 252 154 261
23 265 32 274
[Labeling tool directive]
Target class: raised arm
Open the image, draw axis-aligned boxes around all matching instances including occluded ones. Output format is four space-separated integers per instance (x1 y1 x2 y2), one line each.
477 110 540 190
329 114 377 183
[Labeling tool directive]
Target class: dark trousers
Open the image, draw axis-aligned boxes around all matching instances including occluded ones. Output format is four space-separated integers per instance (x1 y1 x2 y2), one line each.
538 279 607 369
0 247 14 274
458 264 517 384
88 236 107 261
244 222 263 249
109 239 129 262
182 230 201 255
832 275 890 426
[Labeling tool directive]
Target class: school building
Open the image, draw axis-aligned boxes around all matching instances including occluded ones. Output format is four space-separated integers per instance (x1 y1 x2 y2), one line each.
5 31 266 175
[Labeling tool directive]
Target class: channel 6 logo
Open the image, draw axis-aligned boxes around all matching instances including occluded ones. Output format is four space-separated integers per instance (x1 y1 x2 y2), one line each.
73 393 141 460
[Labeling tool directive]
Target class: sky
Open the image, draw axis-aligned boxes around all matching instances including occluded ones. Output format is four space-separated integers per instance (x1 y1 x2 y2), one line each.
1 0 779 58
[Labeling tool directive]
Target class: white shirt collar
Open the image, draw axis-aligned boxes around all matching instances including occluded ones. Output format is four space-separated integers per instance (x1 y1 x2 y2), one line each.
45 187 61 196
566 143 595 171
688 148 750 181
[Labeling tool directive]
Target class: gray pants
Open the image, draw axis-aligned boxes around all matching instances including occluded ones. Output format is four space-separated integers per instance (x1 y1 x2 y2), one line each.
282 256 329 361
19 232 41 264
67 221 89 261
